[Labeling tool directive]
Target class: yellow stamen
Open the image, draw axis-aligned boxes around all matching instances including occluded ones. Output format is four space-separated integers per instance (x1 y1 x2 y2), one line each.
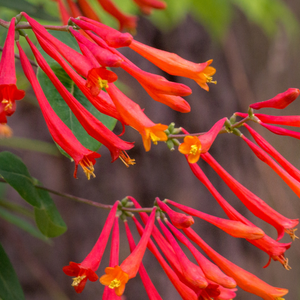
150 132 160 145
108 278 121 289
119 151 136 167
98 78 108 89
204 74 217 84
71 275 86 287
2 99 12 111
189 144 199 155
79 157 96 180
285 228 299 241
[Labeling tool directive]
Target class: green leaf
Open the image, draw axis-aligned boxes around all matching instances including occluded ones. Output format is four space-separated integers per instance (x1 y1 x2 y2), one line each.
0 242 25 300
37 30 117 158
0 206 50 242
34 182 67 238
149 0 192 31
0 0 59 21
0 151 41 208
191 0 233 40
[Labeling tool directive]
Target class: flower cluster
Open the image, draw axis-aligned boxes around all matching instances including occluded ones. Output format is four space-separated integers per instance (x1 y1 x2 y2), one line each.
0 14 215 178
53 0 167 31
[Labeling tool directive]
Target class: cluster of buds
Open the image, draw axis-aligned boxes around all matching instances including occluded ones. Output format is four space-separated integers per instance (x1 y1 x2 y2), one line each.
53 0 167 31
62 196 291 299
0 14 216 178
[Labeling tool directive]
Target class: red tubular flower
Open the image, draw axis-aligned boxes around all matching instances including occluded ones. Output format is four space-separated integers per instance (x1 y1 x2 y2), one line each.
63 201 119 293
107 84 168 151
102 216 121 300
17 41 100 179
129 40 216 91
26 36 134 165
21 13 95 78
124 220 163 300
52 0 71 25
35 34 122 122
100 208 156 296
71 17 133 48
0 18 25 124
202 152 298 241
77 0 102 22
158 217 208 289
260 121 300 140
186 161 292 269
244 123 300 186
183 227 289 300
178 118 226 163
250 88 300 110
166 199 265 240
133 0 166 14
164 218 237 289
132 216 198 300
156 198 194 229
96 0 137 31
68 27 123 68
241 131 300 199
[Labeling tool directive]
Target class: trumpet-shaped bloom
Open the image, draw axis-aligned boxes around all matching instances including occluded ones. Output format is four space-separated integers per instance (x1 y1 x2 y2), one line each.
202 152 298 241
63 202 119 293
77 0 102 22
71 17 133 48
156 198 194 229
129 40 216 91
165 219 236 289
107 84 168 151
0 18 25 124
96 0 137 31
186 160 292 268
183 227 288 300
132 216 198 300
166 199 265 240
100 208 156 296
178 118 226 163
250 88 300 110
124 220 163 300
17 41 100 179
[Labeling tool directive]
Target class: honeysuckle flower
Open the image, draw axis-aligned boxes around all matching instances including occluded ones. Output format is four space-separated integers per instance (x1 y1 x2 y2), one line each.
186 160 292 268
260 121 300 140
66 0 82 17
107 84 168 151
96 0 137 31
35 34 122 122
71 17 133 48
129 40 216 91
52 0 71 25
22 13 95 78
100 207 156 296
132 216 198 300
202 152 298 241
250 88 300 110
26 36 134 165
156 198 194 229
63 202 119 293
244 123 300 188
178 118 226 163
166 199 265 240
102 216 121 300
241 131 300 200
183 227 289 300
124 220 163 300
165 218 237 289
0 17 25 124
158 217 208 289
17 41 100 179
